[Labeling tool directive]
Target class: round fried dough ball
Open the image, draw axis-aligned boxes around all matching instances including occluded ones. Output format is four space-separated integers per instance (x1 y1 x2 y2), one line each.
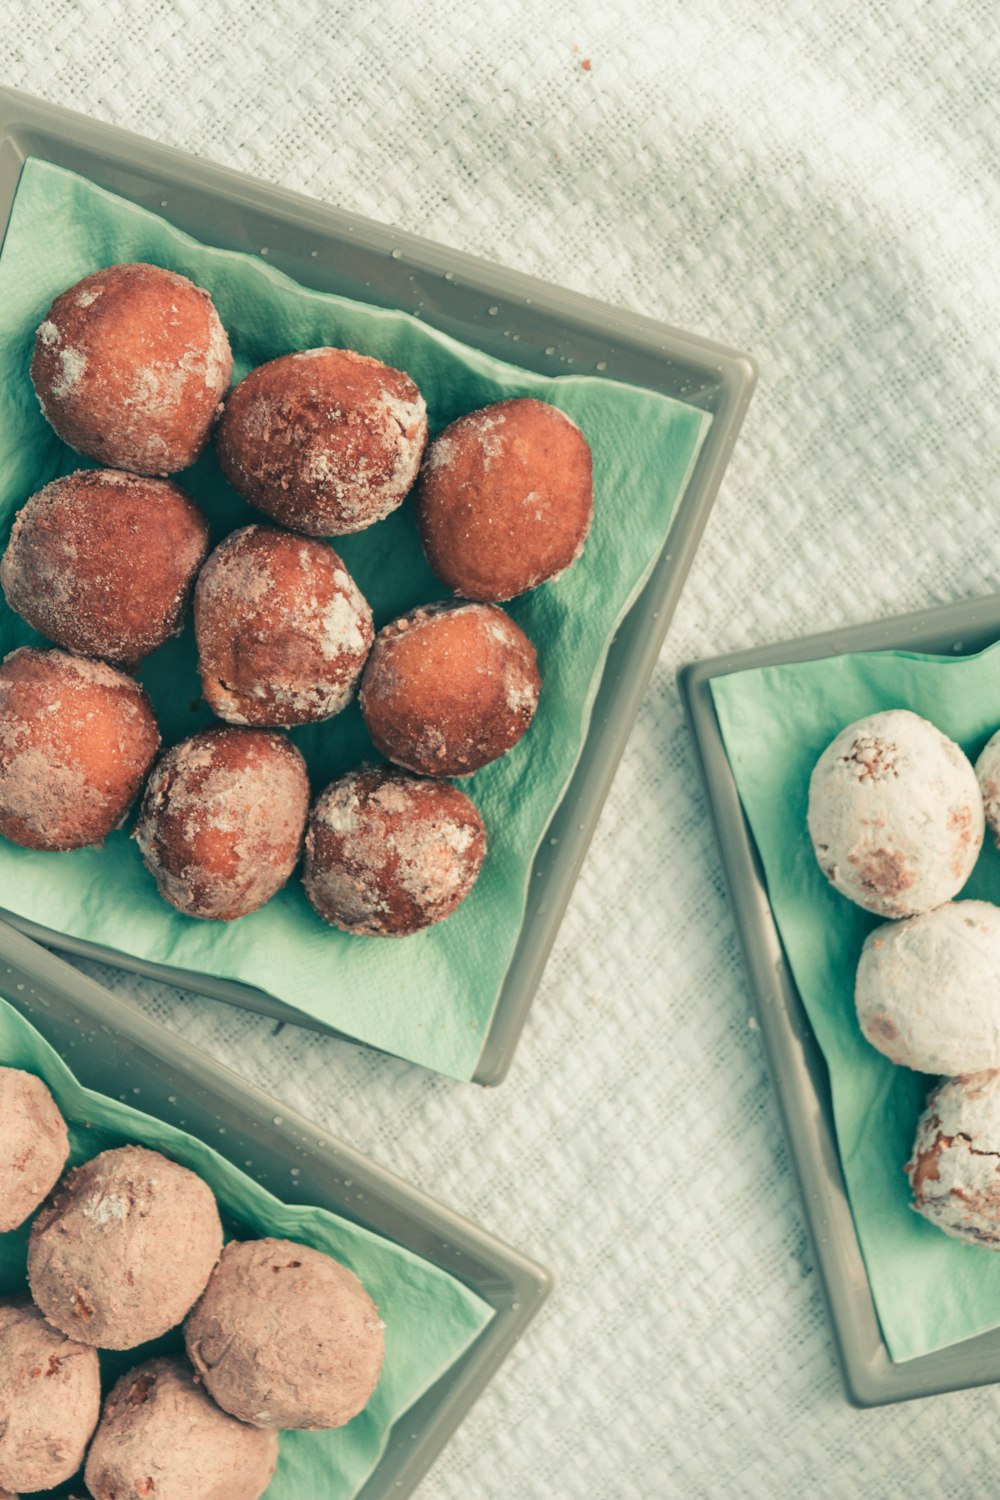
304 765 486 936
807 709 983 918
0 648 160 851
0 1067 69 1232
185 1237 385 1430
417 397 593 600
28 1145 223 1350
0 1298 101 1494
135 727 310 920
30 262 232 475
194 524 373 726
215 347 427 535
85 1357 279 1500
359 602 540 777
906 1071 1000 1247
1 469 209 665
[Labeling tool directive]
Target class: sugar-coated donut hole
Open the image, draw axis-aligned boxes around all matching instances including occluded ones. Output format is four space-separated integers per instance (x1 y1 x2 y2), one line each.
1 468 209 666
30 262 232 476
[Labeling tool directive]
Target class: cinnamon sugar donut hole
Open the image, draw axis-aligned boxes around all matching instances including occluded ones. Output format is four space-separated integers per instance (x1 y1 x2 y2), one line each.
1 469 209 666
215 347 427 535
0 648 159 851
417 397 593 601
30 263 232 476
135 727 309 921
194 525 374 727
359 602 540 777
304 765 487 936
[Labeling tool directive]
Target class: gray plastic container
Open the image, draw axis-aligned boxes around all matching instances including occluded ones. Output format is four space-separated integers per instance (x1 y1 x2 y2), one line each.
681 594 1000 1406
0 86 756 1084
0 919 551 1498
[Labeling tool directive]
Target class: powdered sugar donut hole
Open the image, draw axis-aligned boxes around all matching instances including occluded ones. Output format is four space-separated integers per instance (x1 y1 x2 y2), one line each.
0 648 159 851
417 397 594 601
215 347 427 535
359 601 540 777
303 765 487 936
807 709 983 918
1 469 209 666
194 524 374 727
907 1071 1000 1247
976 728 1000 846
30 262 232 476
855 900 1000 1074
135 727 310 920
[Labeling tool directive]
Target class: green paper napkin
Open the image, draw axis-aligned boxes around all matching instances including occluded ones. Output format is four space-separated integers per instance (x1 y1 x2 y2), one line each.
0 158 710 1081
0 993 493 1497
711 641 1000 1362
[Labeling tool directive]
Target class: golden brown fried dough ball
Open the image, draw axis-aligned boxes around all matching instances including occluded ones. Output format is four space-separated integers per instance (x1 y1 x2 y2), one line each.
0 1067 69 1232
0 648 159 851
1 469 209 666
27 1145 223 1350
0 1299 100 1494
30 262 232 475
84 1357 278 1500
417 397 593 601
194 524 373 727
185 1237 384 1430
304 765 486 936
135 727 309 921
359 602 540 777
215 347 426 535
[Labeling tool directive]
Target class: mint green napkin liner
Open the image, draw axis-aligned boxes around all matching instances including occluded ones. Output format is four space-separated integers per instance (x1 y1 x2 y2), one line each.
0 993 493 1497
711 642 1000 1362
0 158 711 1081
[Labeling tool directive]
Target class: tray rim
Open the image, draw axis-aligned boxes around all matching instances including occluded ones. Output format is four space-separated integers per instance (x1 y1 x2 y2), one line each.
680 591 1000 1407
0 85 756 1084
0 917 552 1498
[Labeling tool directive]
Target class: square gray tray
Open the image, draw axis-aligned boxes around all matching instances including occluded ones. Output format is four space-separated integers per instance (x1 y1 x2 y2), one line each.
0 919 551 1498
0 86 756 1085
680 593 1000 1406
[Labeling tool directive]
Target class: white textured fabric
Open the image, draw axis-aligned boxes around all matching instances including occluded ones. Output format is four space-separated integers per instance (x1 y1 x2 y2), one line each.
5 3 1000 1496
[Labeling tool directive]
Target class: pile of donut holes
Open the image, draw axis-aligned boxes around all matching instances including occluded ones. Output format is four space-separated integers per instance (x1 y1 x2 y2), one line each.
0 261 594 936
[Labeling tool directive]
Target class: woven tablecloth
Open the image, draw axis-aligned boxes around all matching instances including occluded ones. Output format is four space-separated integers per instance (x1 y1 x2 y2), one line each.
5 3 1000 1496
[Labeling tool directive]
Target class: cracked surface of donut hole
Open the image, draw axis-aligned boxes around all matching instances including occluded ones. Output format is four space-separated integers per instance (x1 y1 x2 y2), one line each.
906 1072 1000 1246
0 1297 101 1494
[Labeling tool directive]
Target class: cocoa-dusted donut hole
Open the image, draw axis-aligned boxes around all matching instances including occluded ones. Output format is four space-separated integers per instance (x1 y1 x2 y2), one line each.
359 602 540 777
215 347 427 535
30 262 232 476
1 469 209 666
194 524 374 727
304 765 487 936
0 647 159 851
416 397 593 601
135 727 310 921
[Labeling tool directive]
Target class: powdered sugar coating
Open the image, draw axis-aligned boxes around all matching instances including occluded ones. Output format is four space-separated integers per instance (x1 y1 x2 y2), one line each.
976 730 1000 846
216 346 427 535
184 1237 385 1430
0 1067 69 1232
0 1299 100 1494
856 901 1000 1074
807 709 983 918
304 765 486 936
135 727 309 920
28 1145 223 1350
1 469 209 665
417 397 593 601
84 1357 278 1500
907 1071 1000 1247
0 648 160 851
194 525 374 726
359 601 540 777
30 263 232 476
